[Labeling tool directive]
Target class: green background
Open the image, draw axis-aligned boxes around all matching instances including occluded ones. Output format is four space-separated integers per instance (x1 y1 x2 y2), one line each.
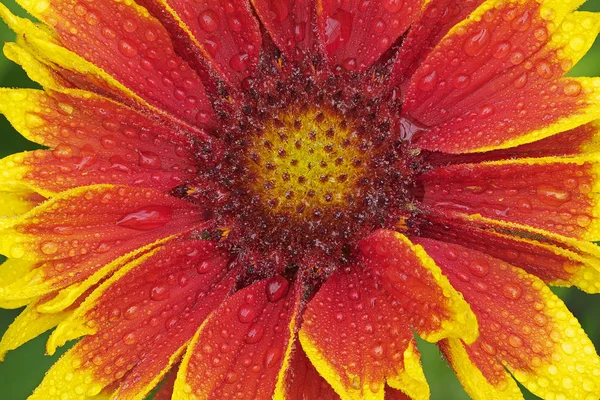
2 1 600 399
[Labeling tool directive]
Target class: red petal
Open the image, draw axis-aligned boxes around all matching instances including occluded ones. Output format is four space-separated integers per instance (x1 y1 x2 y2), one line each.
404 2 600 152
252 0 314 57
9 0 214 127
425 122 600 166
0 185 202 302
0 89 218 195
153 366 178 400
420 157 600 240
358 230 478 343
389 0 485 87
174 276 301 399
299 262 429 399
30 238 235 399
137 0 262 86
413 213 600 292
317 0 421 71
414 237 600 400
284 345 339 400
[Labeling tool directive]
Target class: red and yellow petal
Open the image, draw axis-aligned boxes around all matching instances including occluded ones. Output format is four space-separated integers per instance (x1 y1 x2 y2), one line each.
299 263 429 400
173 276 301 399
3 42 72 89
415 238 600 400
0 88 216 195
283 346 339 400
389 0 485 87
30 237 235 399
404 0 600 153
358 230 478 344
1 1 214 128
137 0 262 87
0 185 201 305
414 213 600 293
316 0 421 72
420 156 600 241
439 339 523 400
251 0 314 58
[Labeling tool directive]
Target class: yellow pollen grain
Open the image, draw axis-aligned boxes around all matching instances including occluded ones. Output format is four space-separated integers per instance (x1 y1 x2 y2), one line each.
247 108 368 216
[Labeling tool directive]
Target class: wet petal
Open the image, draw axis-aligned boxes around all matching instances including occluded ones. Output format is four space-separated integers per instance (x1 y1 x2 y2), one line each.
439 339 523 400
414 213 600 293
1 1 214 128
0 185 201 305
0 88 217 195
420 156 600 240
390 0 485 87
3 42 72 89
31 238 234 399
415 237 600 400
283 346 339 400
299 263 429 400
0 295 72 361
405 1 600 153
251 0 314 58
137 0 262 86
358 230 478 343
317 0 421 72
173 276 301 399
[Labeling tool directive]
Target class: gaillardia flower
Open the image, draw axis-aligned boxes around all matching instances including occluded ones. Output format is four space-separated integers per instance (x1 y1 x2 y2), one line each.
3 0 600 398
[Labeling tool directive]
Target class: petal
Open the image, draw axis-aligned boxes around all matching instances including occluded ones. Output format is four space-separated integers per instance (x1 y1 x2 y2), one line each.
137 0 262 86
3 42 72 89
0 292 79 361
1 1 214 128
0 190 45 220
425 121 600 166
415 237 600 400
153 367 178 400
173 276 301 399
439 339 523 400
0 88 217 195
0 185 201 305
283 346 339 400
420 156 600 240
299 263 430 400
251 0 315 58
414 213 600 293
358 230 478 343
389 0 485 87
316 0 421 72
404 2 600 153
30 237 235 399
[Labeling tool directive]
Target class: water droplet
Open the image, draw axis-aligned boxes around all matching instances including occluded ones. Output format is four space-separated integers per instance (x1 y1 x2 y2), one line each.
266 276 289 302
508 334 523 347
245 323 265 343
198 9 219 32
138 151 161 169
123 332 136 345
40 241 59 255
118 39 137 58
238 304 258 323
263 346 282 368
123 19 137 33
150 284 170 301
502 283 522 300
383 0 404 13
463 28 491 57
536 185 571 206
229 53 249 72
468 259 489 277
116 205 173 231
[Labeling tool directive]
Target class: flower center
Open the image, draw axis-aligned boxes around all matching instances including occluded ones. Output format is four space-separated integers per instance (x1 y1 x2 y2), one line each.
246 107 369 217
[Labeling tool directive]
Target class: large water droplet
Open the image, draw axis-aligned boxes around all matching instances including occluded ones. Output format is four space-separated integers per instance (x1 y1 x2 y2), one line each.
116 205 173 231
150 284 170 301
238 304 258 323
198 9 219 32
266 276 289 302
463 28 491 57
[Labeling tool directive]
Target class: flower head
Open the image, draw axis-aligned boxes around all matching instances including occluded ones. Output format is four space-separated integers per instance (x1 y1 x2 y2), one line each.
1 0 600 399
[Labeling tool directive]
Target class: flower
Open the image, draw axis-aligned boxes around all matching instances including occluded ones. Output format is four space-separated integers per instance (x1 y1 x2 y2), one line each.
1 0 600 398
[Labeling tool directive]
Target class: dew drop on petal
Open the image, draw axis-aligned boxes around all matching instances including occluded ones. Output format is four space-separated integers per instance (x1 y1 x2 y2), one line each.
40 241 59 255
266 276 289 302
118 39 137 58
463 28 491 57
383 0 404 13
150 284 170 301
245 323 265 344
198 9 219 32
238 304 258 323
116 205 173 231
263 346 282 368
